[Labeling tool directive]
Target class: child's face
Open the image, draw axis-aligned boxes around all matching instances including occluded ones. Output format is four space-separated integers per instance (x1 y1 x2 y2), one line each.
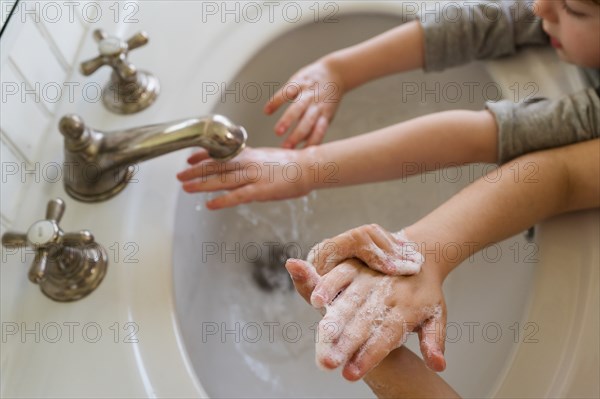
534 0 600 68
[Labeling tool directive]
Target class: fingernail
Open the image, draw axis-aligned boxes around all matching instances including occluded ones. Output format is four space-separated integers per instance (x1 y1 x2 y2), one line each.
346 363 361 378
327 350 346 368
205 201 218 210
438 356 447 371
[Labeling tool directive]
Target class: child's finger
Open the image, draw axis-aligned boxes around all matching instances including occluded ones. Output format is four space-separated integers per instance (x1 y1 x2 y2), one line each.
308 225 423 277
283 104 320 149
205 184 258 210
181 172 247 193
275 94 311 140
309 227 391 276
320 288 383 370
285 259 320 303
364 223 395 252
187 149 211 165
315 281 369 369
307 232 355 275
264 82 301 115
359 224 423 276
310 262 359 308
304 116 329 147
341 318 408 381
177 160 229 182
418 308 447 372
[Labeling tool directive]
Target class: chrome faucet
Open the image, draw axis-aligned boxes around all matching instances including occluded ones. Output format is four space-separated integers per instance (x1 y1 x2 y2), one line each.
59 114 247 202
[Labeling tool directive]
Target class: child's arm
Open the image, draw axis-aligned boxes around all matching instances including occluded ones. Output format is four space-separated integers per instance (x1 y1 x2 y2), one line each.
363 346 460 399
265 0 550 148
177 109 498 209
405 137 600 277
310 139 600 278
305 20 426 94
301 139 599 380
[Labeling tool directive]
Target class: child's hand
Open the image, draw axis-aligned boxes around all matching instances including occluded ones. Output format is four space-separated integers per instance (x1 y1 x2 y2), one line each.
176 147 314 209
285 258 447 381
307 224 424 277
264 59 345 149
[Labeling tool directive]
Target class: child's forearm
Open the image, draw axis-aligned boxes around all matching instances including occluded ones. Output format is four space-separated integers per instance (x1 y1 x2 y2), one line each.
363 347 459 399
178 109 496 209
307 109 498 189
323 20 425 91
404 139 600 278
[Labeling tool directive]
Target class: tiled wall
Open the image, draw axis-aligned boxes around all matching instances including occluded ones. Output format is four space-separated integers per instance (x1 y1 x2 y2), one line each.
1 1 89 232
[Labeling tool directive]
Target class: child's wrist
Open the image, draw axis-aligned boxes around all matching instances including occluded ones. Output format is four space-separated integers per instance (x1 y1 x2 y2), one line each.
300 145 340 191
402 225 454 281
321 52 350 92
298 146 321 193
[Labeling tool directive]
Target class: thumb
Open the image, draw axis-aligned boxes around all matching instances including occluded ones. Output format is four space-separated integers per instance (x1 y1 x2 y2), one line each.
417 310 447 372
285 259 320 304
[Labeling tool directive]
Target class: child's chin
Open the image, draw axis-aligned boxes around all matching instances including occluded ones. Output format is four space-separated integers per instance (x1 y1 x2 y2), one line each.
554 49 573 64
554 49 600 69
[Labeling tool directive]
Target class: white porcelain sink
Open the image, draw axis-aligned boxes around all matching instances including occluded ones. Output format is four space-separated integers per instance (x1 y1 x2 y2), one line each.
173 13 538 398
2 2 597 398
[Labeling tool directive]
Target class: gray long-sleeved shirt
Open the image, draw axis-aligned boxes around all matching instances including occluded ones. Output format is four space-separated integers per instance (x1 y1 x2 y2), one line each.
420 0 600 163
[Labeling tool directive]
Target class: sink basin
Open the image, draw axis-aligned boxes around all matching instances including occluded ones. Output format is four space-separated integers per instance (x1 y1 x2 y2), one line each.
173 14 537 398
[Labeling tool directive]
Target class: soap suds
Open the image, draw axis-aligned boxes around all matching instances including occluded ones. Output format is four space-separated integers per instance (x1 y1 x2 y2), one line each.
307 227 425 277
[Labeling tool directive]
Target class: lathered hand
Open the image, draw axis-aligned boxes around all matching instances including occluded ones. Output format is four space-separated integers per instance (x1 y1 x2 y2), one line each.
308 224 424 282
285 258 447 381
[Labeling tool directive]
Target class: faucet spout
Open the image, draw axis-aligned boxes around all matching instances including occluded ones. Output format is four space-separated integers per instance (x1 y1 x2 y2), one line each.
59 114 247 202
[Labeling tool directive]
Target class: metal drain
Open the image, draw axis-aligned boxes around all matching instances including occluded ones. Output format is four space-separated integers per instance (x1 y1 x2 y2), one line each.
251 245 297 292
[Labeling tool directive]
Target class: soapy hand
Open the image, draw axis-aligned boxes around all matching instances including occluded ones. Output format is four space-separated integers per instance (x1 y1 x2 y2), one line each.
307 224 424 277
285 257 447 381
264 58 345 149
176 147 314 210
